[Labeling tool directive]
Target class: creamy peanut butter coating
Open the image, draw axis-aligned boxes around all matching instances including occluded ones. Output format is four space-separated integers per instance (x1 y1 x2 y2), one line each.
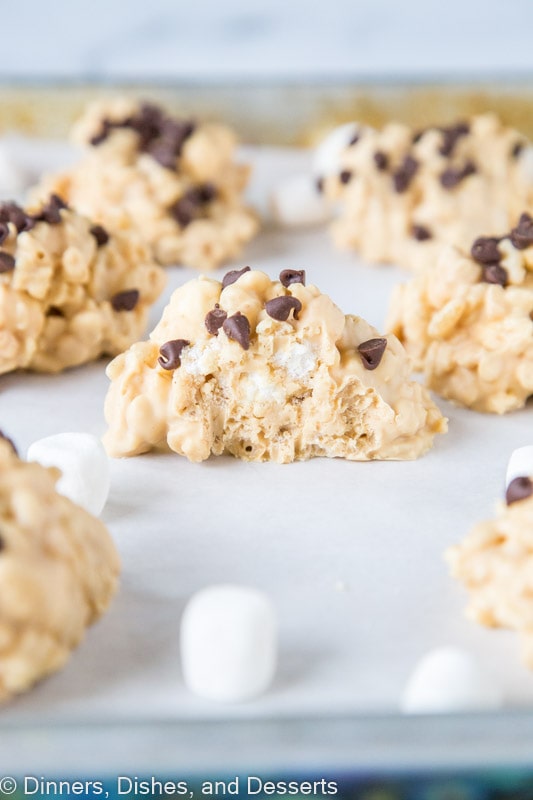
0 435 119 700
322 114 533 271
447 476 533 668
0 197 165 374
103 268 447 463
33 99 259 269
387 214 533 413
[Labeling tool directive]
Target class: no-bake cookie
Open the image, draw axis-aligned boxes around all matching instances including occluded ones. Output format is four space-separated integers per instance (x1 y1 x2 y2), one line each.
103 267 446 463
0 433 119 700
33 99 259 269
387 214 533 413
0 197 165 374
447 475 533 668
321 114 533 270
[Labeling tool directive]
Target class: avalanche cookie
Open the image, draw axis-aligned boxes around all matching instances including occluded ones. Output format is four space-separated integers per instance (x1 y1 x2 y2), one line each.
34 99 259 269
0 433 119 700
103 267 446 463
387 214 533 413
447 475 533 668
320 114 532 270
0 197 165 374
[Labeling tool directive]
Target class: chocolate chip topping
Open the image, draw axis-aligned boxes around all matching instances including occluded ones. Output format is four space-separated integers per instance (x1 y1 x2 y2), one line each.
512 141 525 159
205 304 227 335
357 337 387 370
169 183 217 228
158 339 190 370
0 252 15 273
90 224 110 247
111 289 139 312
339 170 352 184
221 265 251 289
280 270 306 288
223 311 251 350
438 121 470 157
90 103 196 169
315 177 324 193
0 202 34 233
0 222 9 245
349 133 360 146
510 213 533 250
412 224 432 241
33 194 68 225
393 156 419 193
373 151 389 171
481 264 508 287
471 236 501 264
440 160 477 189
265 296 302 322
506 476 533 506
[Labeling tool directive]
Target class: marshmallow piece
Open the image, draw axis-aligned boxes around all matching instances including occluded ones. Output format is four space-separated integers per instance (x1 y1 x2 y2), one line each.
506 446 533 487
312 122 361 177
27 433 110 516
0 143 32 197
401 647 502 714
180 585 277 702
270 173 332 228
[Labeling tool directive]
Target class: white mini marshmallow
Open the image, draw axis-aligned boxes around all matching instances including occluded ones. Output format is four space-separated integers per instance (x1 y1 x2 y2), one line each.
27 432 110 516
270 173 332 228
0 143 32 197
401 647 502 714
180 585 277 702
312 122 361 177
506 446 533 487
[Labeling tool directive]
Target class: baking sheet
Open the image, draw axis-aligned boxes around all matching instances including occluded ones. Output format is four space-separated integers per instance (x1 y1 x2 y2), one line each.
0 142 532 725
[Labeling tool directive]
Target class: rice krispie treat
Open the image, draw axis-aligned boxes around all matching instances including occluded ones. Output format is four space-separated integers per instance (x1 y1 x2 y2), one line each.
103 267 447 463
33 99 259 269
0 196 165 374
0 433 119 700
320 114 532 270
387 214 533 413
447 475 533 668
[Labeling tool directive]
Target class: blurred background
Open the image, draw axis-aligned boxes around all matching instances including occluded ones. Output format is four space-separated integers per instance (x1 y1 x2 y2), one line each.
1 0 532 143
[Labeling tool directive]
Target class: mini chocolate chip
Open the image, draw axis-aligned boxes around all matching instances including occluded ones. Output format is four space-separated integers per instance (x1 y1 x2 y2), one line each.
412 224 432 241
149 140 178 170
90 119 113 146
438 121 470 157
440 160 477 189
279 269 306 287
221 265 251 289
111 289 139 312
393 156 419 193
0 252 15 273
205 304 227 335
0 202 32 233
349 133 360 146
315 177 324 193
90 224 109 247
512 141 525 159
373 151 389 171
481 264 508 287
339 170 352 184
170 198 195 227
158 338 190 370
0 429 17 454
357 337 387 370
506 476 533 506
510 213 533 250
0 222 9 245
265 295 302 321
471 236 501 264
412 129 425 144
223 311 251 350
35 194 68 225
186 183 217 206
